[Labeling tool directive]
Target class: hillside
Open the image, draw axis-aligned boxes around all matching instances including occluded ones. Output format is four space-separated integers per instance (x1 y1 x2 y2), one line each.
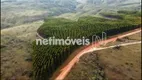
66 32 141 80
1 0 141 80
1 0 77 29
1 21 43 80
33 11 141 80
1 0 141 29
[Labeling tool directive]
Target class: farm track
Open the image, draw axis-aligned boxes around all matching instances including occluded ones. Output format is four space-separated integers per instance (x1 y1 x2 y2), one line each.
36 28 141 80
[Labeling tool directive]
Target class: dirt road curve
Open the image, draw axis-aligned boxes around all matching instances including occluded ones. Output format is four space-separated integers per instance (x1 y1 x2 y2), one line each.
54 28 141 80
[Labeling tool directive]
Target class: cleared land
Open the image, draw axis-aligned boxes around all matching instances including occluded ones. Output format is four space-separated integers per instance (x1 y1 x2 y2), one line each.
104 32 141 47
66 32 141 80
1 21 43 80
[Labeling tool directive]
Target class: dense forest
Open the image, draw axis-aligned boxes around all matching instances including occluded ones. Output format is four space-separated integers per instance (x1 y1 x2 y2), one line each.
32 11 141 80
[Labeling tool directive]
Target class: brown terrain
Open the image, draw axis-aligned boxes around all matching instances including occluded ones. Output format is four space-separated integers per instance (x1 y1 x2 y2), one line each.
1 21 43 80
65 32 141 80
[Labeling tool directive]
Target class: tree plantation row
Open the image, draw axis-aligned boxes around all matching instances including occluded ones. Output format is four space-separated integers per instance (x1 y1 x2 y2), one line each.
32 11 141 80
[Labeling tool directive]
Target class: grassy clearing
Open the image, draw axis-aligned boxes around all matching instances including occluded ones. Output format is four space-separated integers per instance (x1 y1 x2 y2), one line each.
97 44 141 80
1 21 43 80
65 53 107 80
66 43 141 80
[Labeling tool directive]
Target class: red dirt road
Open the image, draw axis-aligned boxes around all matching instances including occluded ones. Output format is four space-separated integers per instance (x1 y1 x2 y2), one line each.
54 28 141 80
